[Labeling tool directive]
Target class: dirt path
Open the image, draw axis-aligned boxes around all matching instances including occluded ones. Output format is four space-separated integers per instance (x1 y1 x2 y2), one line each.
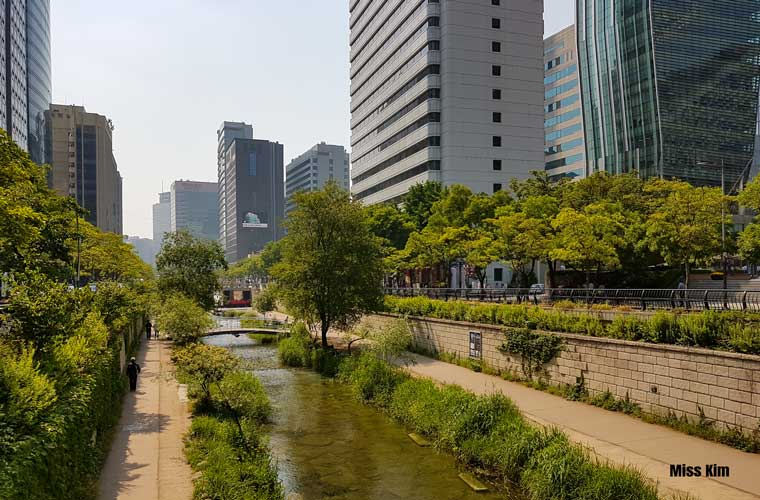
97 340 193 500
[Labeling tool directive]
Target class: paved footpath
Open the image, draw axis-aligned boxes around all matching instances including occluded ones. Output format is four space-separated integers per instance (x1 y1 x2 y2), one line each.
404 353 760 500
98 339 193 500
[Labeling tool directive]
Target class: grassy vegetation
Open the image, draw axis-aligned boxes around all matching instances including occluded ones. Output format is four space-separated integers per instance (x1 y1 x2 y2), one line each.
247 333 279 345
334 353 660 500
175 344 283 500
384 296 760 354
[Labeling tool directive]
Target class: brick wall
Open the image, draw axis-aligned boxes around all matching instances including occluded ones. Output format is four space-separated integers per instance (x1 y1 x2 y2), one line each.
367 314 760 432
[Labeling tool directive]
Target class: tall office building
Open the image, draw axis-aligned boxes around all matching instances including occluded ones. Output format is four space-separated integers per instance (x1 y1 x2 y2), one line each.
285 142 349 213
152 191 171 244
0 0 51 163
349 0 544 204
169 181 219 242
219 138 284 263
577 0 760 187
217 121 253 252
544 25 584 181
47 104 123 234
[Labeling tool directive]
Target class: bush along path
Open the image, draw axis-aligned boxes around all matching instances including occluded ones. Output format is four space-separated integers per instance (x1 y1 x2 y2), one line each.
173 343 283 500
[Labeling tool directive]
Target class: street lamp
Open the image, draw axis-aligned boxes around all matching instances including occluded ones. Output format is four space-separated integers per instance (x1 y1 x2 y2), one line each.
696 161 727 291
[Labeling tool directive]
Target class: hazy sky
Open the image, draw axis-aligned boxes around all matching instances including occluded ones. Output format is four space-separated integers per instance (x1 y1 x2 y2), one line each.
51 1 574 238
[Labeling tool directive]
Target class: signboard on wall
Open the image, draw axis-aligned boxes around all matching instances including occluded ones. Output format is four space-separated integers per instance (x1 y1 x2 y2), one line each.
242 212 268 229
469 331 482 359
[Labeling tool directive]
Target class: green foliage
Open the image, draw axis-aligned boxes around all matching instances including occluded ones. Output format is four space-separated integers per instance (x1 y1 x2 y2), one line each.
500 327 563 379
157 293 215 345
0 344 57 435
336 355 659 499
384 296 760 354
156 230 227 310
77 221 153 281
277 322 312 367
273 182 384 346
173 344 239 405
402 180 444 230
252 287 277 314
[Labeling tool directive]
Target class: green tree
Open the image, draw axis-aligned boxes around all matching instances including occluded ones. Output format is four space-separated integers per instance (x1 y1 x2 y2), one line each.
156 230 227 310
364 203 415 251
77 221 152 281
402 181 444 230
738 223 760 263
173 343 239 402
157 293 215 345
644 180 726 288
272 182 385 347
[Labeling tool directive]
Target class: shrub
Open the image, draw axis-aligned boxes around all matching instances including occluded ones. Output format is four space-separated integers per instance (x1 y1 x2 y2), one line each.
727 324 760 354
253 287 277 314
520 435 593 500
607 316 648 341
277 323 311 367
173 344 239 408
500 327 563 379
157 293 215 345
214 371 271 424
338 353 407 406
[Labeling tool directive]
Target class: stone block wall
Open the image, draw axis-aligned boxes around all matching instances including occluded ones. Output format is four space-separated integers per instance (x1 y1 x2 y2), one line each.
367 314 760 432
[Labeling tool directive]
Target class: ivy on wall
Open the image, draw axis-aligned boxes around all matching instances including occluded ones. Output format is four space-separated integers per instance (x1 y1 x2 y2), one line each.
499 326 563 379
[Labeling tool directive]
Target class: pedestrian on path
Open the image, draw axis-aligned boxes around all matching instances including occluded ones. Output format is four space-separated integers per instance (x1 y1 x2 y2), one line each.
145 320 152 340
127 357 141 391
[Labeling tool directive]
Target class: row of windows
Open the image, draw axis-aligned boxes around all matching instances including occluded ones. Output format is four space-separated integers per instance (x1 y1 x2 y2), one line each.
352 136 440 184
545 108 581 128
354 160 440 200
544 40 565 55
545 54 569 70
545 79 577 99
544 64 577 85
545 153 584 170
545 137 584 155
545 93 579 113
546 123 582 142
354 112 439 163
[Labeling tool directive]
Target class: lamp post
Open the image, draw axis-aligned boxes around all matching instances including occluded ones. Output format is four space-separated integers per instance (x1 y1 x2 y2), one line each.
696 160 727 290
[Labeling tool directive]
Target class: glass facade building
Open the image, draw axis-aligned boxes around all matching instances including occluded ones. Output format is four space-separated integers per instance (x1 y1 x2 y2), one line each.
26 0 51 165
577 0 760 187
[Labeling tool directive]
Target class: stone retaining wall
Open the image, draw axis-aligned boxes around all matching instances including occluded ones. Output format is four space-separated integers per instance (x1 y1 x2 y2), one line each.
367 314 760 432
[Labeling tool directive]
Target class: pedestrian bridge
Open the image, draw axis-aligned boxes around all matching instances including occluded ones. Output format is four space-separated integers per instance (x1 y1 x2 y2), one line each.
204 327 286 337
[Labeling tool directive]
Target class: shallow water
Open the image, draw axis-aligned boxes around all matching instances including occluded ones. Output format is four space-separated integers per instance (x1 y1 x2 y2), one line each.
204 334 517 500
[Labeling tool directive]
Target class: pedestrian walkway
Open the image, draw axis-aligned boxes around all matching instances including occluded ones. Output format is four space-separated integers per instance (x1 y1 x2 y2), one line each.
98 340 193 500
403 353 760 500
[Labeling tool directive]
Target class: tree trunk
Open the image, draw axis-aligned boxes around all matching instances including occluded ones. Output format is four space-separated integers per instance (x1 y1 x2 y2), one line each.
478 268 486 288
321 320 329 348
546 260 556 289
685 262 690 289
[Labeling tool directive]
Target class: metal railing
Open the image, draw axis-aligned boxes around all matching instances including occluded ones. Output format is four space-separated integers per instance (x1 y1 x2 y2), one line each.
383 287 760 312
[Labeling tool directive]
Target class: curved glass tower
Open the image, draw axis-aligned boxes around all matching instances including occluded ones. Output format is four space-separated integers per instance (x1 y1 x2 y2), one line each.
577 0 760 187
26 0 51 165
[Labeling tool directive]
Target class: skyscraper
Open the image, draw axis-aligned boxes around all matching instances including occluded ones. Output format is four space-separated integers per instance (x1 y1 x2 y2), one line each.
544 25 584 181
47 104 123 234
170 181 219 242
219 138 284 263
217 121 253 252
577 0 760 187
0 0 51 163
349 0 544 204
285 142 349 214
152 191 171 244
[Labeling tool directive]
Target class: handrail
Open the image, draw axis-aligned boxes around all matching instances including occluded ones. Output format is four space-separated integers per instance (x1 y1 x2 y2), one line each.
383 287 760 312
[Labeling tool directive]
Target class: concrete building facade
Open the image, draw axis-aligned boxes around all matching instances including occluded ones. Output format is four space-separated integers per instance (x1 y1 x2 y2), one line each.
219 138 284 263
152 191 171 244
349 0 543 204
577 0 760 187
543 25 584 181
47 104 122 234
217 121 253 253
285 142 349 213
169 180 219 242
0 0 51 163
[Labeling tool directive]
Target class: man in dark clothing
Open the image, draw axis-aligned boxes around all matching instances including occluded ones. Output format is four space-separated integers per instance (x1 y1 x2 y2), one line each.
145 320 152 340
127 357 141 391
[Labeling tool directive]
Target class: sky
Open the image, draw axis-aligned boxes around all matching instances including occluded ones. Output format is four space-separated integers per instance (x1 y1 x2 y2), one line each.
51 0 574 238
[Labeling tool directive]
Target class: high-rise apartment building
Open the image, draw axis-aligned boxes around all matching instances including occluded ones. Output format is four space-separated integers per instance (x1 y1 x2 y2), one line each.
349 0 544 204
152 191 171 244
217 121 254 252
219 138 284 263
0 0 51 163
285 142 349 213
577 0 760 187
47 104 123 234
543 25 584 181
169 181 219 242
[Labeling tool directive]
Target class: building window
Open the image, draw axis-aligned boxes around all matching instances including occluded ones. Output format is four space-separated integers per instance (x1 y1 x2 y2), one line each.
492 18 501 29
493 112 502 123
494 268 504 282
493 183 502 193
492 0 500 5
492 41 501 52
493 136 502 147
493 159 502 171
492 65 501 76
492 88 502 99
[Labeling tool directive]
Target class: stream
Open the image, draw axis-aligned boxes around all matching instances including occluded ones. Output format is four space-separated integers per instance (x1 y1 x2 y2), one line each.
203 333 516 500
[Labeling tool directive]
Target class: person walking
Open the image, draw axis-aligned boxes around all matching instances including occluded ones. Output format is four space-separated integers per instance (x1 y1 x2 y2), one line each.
145 320 152 340
127 357 141 391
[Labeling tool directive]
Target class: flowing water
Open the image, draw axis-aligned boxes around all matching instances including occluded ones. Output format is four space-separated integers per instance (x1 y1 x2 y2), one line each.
203 334 518 500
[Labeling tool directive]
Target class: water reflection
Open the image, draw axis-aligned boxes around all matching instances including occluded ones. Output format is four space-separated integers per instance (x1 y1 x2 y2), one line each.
204 334 515 500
